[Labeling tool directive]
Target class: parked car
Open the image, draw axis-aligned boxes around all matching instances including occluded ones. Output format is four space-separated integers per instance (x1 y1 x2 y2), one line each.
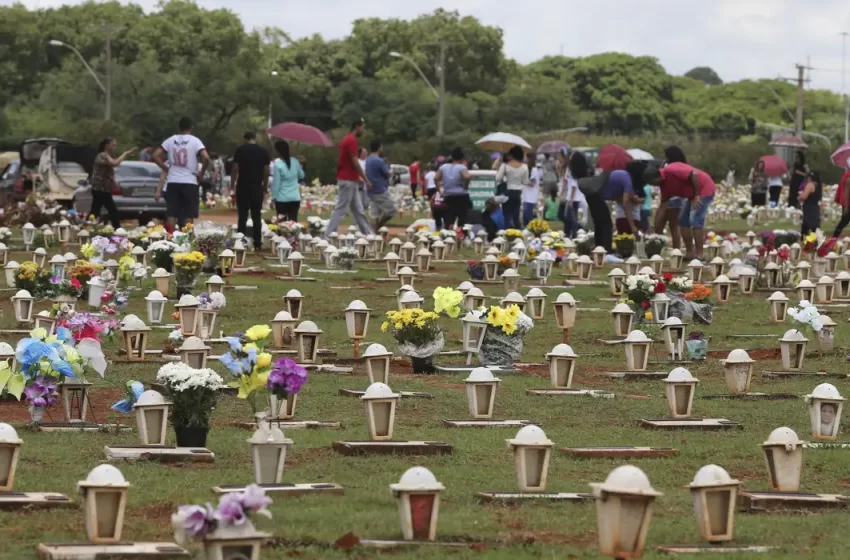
73 161 167 222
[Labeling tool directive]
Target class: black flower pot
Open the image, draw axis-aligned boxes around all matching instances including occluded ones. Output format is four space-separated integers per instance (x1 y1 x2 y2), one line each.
176 286 193 298
411 356 436 374
174 425 209 447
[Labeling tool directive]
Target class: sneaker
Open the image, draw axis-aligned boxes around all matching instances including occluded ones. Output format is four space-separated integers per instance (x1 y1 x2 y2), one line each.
818 237 837 257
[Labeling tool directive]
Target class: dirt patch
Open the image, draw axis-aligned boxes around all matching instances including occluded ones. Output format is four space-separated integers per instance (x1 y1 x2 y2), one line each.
708 347 779 360
516 365 548 378
0 387 127 425
133 502 175 524
838 478 850 488
507 529 596 547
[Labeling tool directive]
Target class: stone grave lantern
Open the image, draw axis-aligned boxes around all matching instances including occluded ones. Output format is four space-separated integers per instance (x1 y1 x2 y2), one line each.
284 289 304 320
415 235 430 252
835 271 850 299
325 231 339 249
779 329 808 370
817 315 836 353
276 238 292 264
355 237 369 259
443 235 456 257
383 252 401 277
591 246 607 267
415 248 433 272
366 234 380 256
397 266 417 288
249 423 293 485
345 300 371 356
796 279 815 302
649 254 664 275
388 237 402 255
364 343 393 384
812 258 827 278
534 252 555 284
465 287 486 312
49 254 66 279
287 251 305 277
547 343 577 388
218 246 238 278
461 312 488 364
34 310 57 335
661 317 686 361
744 230 756 245
400 241 417 264
611 303 634 337
377 226 390 242
179 336 211 369
501 291 526 313
11 290 34 323
86 277 107 307
120 314 151 361
651 292 671 322
664 367 699 418
134 390 171 446
591 465 661 560
706 241 721 260
786 242 801 261
76 228 91 245
464 367 501 419
57 219 71 244
205 274 225 294
709 256 725 279
0 423 22 491
0 342 15 370
232 240 248 268
688 259 704 283
343 233 356 249
805 383 845 440
513 240 527 262
577 255 594 280
669 248 684 269
197 306 219 341
624 330 652 372
400 290 424 310
483 255 500 281
507 426 553 492
152 268 172 296
103 259 119 279
457 281 474 295
201 513 270 559
825 251 840 273
271 310 297 349
473 235 485 254
767 291 789 323
32 247 48 269
565 252 579 274
765 249 778 265
816 276 835 304
4 260 19 288
844 250 850 270
525 288 547 320
431 240 446 261
59 251 74 269
688 465 741 543
295 321 323 363
638 266 655 277
77 465 130 543
130 245 147 267
391 467 444 542
323 245 338 268
175 294 200 337
712 274 734 303
310 237 323 258
492 236 507 254
608 268 626 296
795 260 811 282
506 252 521 270
721 349 755 394
562 238 576 255
43 227 56 248
396 285 416 310
737 267 756 294
361 382 400 440
0 243 7 268
22 222 36 251
762 427 804 491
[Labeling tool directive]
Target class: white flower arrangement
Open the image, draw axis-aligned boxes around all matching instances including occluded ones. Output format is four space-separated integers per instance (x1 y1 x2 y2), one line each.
149 240 179 253
787 300 823 333
337 246 357 259
156 362 224 393
669 276 693 292
624 274 656 292
168 328 184 344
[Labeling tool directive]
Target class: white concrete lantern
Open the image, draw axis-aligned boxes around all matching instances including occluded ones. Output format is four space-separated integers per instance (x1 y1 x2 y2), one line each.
591 465 661 560
795 260 811 282
366 234 381 256
297 233 312 252
49 254 67 279
178 336 211 369
513 240 527 262
457 281 474 295
4 260 19 288
501 268 521 295
669 248 684 270
415 235 430 252
547 343 577 388
400 290 424 310
378 226 390 241
233 240 248 267
565 252 579 274
506 251 521 270
661 317 686 361
364 343 393 384
287 251 305 277
648 254 664 275
416 248 432 272
343 232 357 249
248 423 293 485
397 266 417 288
508 426 554 492
175 294 200 337
651 292 671 322
465 287 485 312
152 268 172 296
388 237 403 254
443 235 456 256
591 246 607 267
707 257 725 279
608 268 626 296
501 291 526 314
0 423 22 491
0 244 8 268
483 255 500 281
624 330 652 372
391 467 444 542
812 258 827 278
816 276 835 304
323 245 338 268
767 291 789 323
525 288 547 320
284 289 304 320
345 300 371 340
706 241 721 260
143 290 167 325
205 274 225 294
492 236 507 254
762 427 804 492
765 249 778 265
562 238 576 255
745 230 756 244
535 252 555 284
836 271 850 299
577 255 594 280
825 251 840 273
133 390 171 446
400 241 417 264
120 314 151 361
34 310 57 335
22 223 36 250
712 274 734 303
553 292 578 331
664 367 699 418
276 239 292 264
736 267 755 295
103 259 119 279
779 329 808 370
396 285 416 310
57 219 71 244
611 303 634 337
271 310 297 348
76 229 90 245
0 342 15 371
11 290 34 323
361 382 400 440
805 383 845 440
473 236 485 254
816 315 836 353
688 259 704 283
86 277 107 307
355 237 370 259
760 262 779 288
461 312 488 364
294 321 323 363
130 245 146 267
32 247 47 269
689 465 741 544
796 279 815 302
77 465 130 543
384 252 401 277
464 367 501 419
721 349 755 394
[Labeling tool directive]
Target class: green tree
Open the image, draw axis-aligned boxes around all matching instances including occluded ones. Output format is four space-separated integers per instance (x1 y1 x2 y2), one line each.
684 66 723 86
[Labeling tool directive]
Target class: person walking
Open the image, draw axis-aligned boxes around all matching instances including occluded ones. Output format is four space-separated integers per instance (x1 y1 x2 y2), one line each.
788 151 809 208
270 140 304 221
748 160 769 207
231 131 270 250
326 120 373 237
798 171 822 237
435 147 472 229
524 160 542 226
365 140 397 231
89 137 135 228
562 151 588 238
153 117 209 229
767 173 784 207
409 158 421 199
495 146 529 229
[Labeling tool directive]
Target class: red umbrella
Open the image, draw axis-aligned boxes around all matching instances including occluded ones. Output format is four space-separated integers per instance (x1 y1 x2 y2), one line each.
597 143 633 171
831 142 850 168
759 154 788 176
769 135 808 149
267 122 333 147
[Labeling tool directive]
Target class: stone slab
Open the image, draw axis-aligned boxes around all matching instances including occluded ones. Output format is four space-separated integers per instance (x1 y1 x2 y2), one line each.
274 276 319 282
443 420 537 428
105 445 215 463
332 440 452 456
525 388 615 399
701 393 799 400
0 492 73 510
605 371 668 380
804 442 850 449
640 418 741 430
477 491 592 504
656 544 772 554
738 490 848 512
434 365 522 375
212 482 344 496
561 446 679 459
761 370 847 379
36 543 188 559
338 389 434 399
355 539 479 550
233 420 341 430
39 423 130 433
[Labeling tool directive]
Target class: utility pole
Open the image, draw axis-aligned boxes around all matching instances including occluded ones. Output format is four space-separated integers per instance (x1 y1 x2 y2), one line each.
795 64 805 137
100 25 126 121
843 32 849 142
437 43 447 141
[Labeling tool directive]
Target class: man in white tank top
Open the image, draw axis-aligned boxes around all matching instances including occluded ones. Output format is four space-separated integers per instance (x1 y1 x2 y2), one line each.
153 117 209 228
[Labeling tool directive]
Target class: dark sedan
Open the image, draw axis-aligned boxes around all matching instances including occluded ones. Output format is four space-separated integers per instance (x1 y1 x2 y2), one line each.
73 161 167 222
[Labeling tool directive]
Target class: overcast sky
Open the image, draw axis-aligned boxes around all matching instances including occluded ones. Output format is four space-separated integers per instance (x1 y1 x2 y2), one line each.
8 0 850 94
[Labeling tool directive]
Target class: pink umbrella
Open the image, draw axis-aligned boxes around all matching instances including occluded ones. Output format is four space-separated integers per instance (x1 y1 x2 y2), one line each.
759 154 788 176
597 143 633 171
267 122 334 147
831 142 850 169
769 135 808 149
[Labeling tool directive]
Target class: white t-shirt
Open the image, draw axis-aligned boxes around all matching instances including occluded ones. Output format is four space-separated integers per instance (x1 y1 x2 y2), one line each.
768 175 783 187
162 134 205 185
524 167 542 204
425 170 437 190
564 172 587 205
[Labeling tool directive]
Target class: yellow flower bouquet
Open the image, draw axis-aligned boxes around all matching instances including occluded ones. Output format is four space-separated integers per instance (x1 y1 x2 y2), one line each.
381 308 445 371
172 251 206 293
474 304 535 366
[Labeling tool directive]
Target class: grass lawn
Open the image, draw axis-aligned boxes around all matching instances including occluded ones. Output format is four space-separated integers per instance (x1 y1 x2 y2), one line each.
2 216 850 559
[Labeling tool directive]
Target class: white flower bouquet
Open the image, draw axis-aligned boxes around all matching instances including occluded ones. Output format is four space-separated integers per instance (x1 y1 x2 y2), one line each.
787 300 823 334
156 362 224 429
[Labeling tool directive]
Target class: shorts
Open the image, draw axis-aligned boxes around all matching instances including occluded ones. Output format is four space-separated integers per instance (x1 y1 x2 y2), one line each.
369 191 397 220
678 195 713 229
667 196 683 209
165 183 200 219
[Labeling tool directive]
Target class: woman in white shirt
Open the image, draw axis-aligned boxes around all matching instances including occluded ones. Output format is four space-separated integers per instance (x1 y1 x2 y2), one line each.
495 145 529 229
563 151 589 237
768 174 784 208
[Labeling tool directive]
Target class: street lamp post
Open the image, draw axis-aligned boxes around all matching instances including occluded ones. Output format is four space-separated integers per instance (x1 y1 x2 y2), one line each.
269 71 280 130
49 39 109 120
390 50 444 141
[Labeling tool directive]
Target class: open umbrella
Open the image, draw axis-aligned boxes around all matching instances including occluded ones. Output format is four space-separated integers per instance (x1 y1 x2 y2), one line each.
831 142 850 169
475 132 531 153
267 122 334 147
537 140 570 154
769 135 808 149
626 148 654 161
759 154 788 176
597 143 633 171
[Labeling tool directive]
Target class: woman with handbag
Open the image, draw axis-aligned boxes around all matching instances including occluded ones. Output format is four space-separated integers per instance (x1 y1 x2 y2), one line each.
495 146 529 229
90 137 136 228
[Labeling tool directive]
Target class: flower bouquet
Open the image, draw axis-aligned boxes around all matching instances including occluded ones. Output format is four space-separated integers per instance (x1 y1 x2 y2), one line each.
274 220 302 244
613 233 635 259
526 218 550 237
673 283 713 324
466 260 485 280
266 358 308 419
476 304 534 366
504 228 524 242
432 287 463 318
149 240 179 271
381 309 444 373
194 221 229 272
69 261 101 290
337 246 357 270
172 485 272 549
57 312 119 343
306 216 325 236
172 251 205 297
165 328 185 354
45 277 83 300
624 274 663 310
664 274 693 294
644 233 668 257
685 331 708 361
575 231 595 256
14 261 51 295
218 325 274 418
156 362 224 447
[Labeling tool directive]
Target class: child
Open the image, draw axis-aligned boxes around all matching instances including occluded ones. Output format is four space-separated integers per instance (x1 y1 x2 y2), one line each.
429 188 446 231
798 170 822 238
544 190 559 221
640 184 653 233
482 197 505 241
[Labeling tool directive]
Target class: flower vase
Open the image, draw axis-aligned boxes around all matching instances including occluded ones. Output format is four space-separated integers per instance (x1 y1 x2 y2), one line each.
29 405 45 424
268 393 297 420
685 339 708 361
479 328 525 367
411 355 435 374
175 269 200 298
340 259 353 271
174 425 209 447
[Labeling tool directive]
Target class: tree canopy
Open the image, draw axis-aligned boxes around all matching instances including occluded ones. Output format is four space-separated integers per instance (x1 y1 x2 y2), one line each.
685 66 723 86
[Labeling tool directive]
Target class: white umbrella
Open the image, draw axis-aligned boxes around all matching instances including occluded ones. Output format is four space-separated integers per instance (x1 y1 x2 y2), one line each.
627 148 654 161
475 132 531 153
